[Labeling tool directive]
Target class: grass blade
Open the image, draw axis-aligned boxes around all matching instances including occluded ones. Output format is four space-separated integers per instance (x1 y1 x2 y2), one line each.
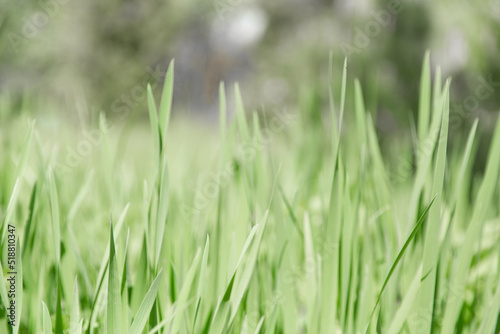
129 269 163 334
107 221 122 334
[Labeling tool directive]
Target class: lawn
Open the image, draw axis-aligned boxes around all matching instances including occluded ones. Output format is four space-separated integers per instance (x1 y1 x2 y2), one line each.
1 54 500 333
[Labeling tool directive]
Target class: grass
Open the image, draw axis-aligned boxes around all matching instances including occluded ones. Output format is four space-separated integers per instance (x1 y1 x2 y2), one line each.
1 54 500 333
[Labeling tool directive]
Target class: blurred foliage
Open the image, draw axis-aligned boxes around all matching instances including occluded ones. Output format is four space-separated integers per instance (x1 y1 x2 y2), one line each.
0 0 499 135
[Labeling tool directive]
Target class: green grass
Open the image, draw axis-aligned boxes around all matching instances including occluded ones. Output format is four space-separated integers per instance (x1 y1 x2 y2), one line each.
1 55 500 334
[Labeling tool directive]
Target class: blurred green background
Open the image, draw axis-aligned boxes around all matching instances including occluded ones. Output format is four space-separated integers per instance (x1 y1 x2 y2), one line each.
1 0 499 139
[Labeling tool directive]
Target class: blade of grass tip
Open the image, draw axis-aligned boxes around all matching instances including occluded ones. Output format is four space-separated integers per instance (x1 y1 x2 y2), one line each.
49 169 61 264
338 57 347 135
42 301 53 334
418 51 431 146
159 59 174 146
364 197 436 333
147 84 161 161
76 320 83 334
253 316 265 334
70 277 81 334
128 269 164 334
155 158 169 271
170 249 202 333
442 113 500 333
432 66 442 123
107 221 123 334
92 204 129 297
193 236 210 331
354 79 367 145
415 79 450 334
